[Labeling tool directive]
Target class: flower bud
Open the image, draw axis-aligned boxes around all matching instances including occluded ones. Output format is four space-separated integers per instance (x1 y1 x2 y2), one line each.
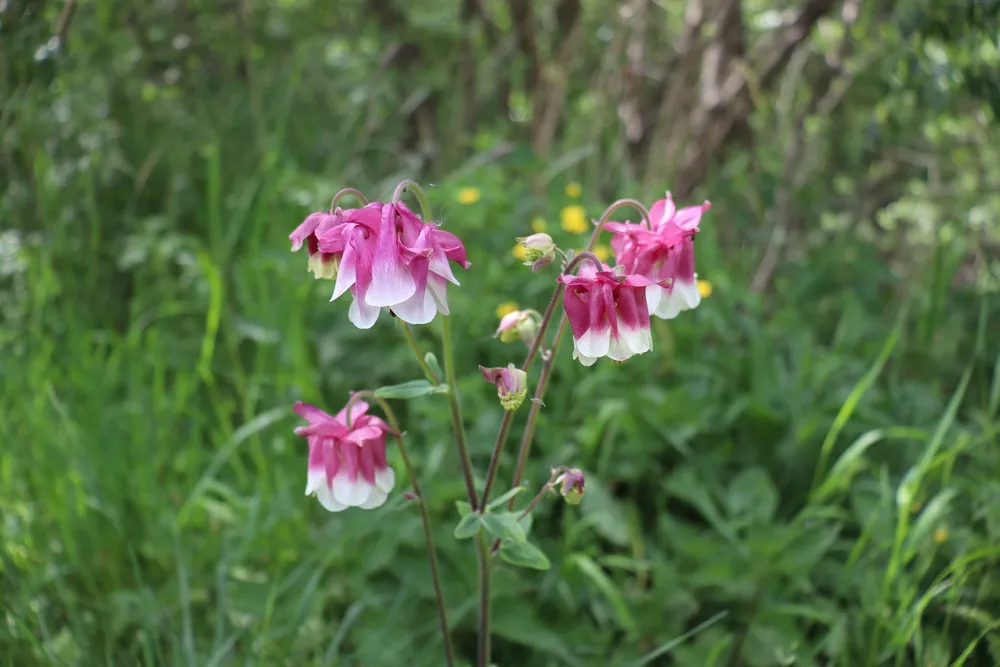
515 233 557 268
493 310 538 348
479 363 529 411
553 468 585 505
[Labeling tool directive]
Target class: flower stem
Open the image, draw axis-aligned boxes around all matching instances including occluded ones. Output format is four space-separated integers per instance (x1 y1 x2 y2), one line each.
329 187 369 211
391 179 434 221
517 469 561 520
478 410 514 510
475 532 492 667
343 390 455 667
399 321 440 384
440 315 478 507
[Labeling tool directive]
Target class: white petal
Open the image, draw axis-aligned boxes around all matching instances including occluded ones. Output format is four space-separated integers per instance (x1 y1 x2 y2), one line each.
645 284 664 315
333 473 373 507
359 467 395 510
675 279 702 309
348 296 381 329
621 325 651 355
391 287 438 325
427 276 450 315
607 333 632 361
572 341 599 367
331 246 356 301
313 482 348 512
365 258 415 308
576 327 610 358
305 469 326 496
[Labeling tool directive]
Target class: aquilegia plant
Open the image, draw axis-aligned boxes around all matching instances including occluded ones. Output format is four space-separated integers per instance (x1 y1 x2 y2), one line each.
288 180 710 667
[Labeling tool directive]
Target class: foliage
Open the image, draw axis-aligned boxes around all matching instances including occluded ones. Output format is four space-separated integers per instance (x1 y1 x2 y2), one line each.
2 0 999 666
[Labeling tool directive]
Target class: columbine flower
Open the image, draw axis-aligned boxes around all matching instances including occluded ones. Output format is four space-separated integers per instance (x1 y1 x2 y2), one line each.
554 468 585 505
606 192 711 320
558 261 655 366
293 400 396 512
289 210 343 280
515 233 557 270
316 201 470 329
479 363 528 411
493 309 537 347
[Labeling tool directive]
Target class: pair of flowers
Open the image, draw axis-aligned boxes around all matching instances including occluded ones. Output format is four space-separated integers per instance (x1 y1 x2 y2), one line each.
505 193 711 366
290 201 470 329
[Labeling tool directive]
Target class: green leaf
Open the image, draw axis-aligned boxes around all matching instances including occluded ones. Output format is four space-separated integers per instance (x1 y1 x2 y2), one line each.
569 553 636 634
481 512 526 543
485 486 526 511
727 467 778 525
423 352 443 380
453 512 483 540
498 539 550 570
455 501 473 517
373 379 448 400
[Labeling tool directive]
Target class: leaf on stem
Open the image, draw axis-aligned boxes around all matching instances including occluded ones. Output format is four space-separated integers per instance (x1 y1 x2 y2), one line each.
374 379 449 400
454 512 483 539
498 539 550 570
481 512 527 543
486 486 527 511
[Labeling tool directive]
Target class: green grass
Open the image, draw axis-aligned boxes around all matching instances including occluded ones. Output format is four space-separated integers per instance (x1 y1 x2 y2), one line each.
3 7 1000 666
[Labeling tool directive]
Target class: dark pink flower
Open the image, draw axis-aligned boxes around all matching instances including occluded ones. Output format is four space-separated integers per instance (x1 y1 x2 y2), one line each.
316 202 470 329
557 262 656 366
606 192 710 320
293 400 396 512
553 468 585 505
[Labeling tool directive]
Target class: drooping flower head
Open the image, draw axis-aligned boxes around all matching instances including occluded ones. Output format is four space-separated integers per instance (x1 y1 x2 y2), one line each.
605 192 711 320
558 261 656 366
293 400 396 512
515 233 557 270
289 210 345 280
310 201 470 329
479 363 528 411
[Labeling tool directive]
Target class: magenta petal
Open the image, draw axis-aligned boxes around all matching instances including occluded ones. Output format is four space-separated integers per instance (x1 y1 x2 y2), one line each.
356 441 376 484
432 228 471 270
366 206 416 307
672 201 711 232
307 439 327 472
290 212 328 252
333 400 369 425
649 194 676 230
563 287 591 341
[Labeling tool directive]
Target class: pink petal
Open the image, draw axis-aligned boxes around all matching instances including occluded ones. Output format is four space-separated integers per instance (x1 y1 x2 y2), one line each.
289 212 328 252
649 194 676 230
333 400 370 425
366 205 416 307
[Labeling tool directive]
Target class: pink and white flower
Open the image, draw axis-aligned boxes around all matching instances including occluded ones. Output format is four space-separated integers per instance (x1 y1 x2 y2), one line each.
493 309 537 347
558 262 656 366
479 363 528 411
314 201 470 329
606 192 710 320
293 400 396 512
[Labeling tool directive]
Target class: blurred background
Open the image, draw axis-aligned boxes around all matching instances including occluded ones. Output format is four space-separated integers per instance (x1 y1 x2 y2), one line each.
2 0 1000 665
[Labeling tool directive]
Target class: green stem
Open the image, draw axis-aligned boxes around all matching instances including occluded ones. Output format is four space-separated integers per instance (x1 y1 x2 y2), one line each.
391 179 434 221
478 410 514 510
475 533 492 667
342 391 455 667
399 321 440 384
329 187 369 211
440 315 478 506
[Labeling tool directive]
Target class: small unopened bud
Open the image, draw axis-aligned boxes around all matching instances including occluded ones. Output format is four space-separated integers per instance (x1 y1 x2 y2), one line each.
403 491 418 502
515 233 557 268
554 468 585 505
307 253 340 280
493 310 538 348
479 363 528 411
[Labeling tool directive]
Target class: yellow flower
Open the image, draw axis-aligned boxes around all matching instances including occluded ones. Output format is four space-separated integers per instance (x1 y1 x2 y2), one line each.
495 301 519 319
560 205 589 234
697 280 713 298
934 526 948 543
565 182 582 198
457 188 481 205
593 245 611 262
512 244 527 261
531 217 547 233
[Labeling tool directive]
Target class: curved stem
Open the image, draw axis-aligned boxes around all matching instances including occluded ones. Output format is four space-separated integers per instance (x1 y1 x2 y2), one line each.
564 251 604 274
341 390 455 667
329 187 369 211
440 315 478 506
391 179 434 221
399 322 440 384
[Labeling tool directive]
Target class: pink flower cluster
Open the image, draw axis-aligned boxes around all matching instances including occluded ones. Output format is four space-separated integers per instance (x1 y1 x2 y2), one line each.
290 201 470 329
560 192 710 365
